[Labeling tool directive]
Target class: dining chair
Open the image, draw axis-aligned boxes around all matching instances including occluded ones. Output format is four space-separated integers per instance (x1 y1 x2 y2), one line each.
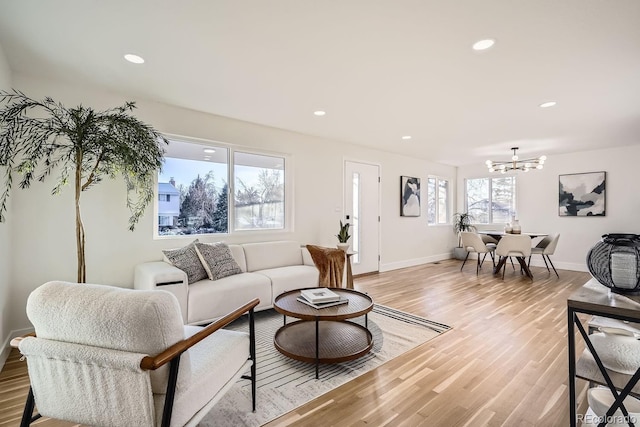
480 234 499 247
460 232 496 275
528 233 560 278
480 233 516 270
495 234 532 279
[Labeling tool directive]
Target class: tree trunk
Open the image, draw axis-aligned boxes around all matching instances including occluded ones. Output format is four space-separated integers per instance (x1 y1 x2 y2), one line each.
75 153 86 283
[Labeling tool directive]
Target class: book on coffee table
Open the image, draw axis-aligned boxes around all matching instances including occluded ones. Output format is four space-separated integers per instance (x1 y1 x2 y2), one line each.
296 296 349 309
300 288 341 304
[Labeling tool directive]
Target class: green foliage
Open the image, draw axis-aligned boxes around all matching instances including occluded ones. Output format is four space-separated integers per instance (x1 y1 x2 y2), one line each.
0 89 168 281
452 212 476 247
0 89 168 226
336 220 351 243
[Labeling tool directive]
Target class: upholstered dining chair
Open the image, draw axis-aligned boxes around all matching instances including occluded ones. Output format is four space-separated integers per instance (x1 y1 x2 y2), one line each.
460 232 496 275
528 233 560 278
12 281 259 427
495 234 533 280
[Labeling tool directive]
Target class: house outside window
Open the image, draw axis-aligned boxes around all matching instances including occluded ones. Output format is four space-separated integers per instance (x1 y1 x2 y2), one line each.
157 180 180 228
156 139 289 237
465 176 516 224
427 176 450 225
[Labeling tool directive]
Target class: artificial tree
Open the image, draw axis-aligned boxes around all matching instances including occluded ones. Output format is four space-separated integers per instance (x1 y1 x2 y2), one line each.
0 90 168 282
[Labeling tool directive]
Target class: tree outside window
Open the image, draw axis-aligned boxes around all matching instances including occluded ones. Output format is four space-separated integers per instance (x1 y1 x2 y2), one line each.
234 152 285 230
465 176 516 224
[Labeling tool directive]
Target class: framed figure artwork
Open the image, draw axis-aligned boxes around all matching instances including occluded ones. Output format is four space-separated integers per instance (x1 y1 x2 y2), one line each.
401 176 420 217
559 171 606 216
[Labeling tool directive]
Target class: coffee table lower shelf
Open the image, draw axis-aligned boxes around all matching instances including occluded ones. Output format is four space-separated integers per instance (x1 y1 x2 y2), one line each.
274 320 373 377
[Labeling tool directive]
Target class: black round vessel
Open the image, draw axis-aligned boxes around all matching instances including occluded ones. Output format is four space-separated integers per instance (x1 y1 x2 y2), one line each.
587 234 640 295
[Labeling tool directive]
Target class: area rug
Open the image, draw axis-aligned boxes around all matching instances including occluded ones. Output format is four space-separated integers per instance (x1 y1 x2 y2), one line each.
199 305 451 426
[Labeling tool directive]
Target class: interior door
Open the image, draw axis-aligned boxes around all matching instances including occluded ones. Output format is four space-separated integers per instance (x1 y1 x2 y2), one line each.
344 161 380 275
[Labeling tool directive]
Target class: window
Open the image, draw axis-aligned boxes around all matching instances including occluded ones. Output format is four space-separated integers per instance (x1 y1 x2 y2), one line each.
465 176 516 224
427 177 450 225
156 139 289 236
233 151 285 230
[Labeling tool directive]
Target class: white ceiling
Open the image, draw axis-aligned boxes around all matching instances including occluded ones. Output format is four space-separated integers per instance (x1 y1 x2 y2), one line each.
0 0 639 166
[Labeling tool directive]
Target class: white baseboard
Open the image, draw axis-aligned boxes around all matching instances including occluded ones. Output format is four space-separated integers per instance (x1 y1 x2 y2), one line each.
380 253 452 272
381 253 588 274
1 327 35 371
527 258 588 272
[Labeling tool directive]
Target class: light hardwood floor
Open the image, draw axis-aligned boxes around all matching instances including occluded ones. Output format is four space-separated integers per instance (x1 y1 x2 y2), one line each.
0 259 592 426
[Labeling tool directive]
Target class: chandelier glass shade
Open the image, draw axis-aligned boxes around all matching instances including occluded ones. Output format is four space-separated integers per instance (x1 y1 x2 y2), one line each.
485 147 546 173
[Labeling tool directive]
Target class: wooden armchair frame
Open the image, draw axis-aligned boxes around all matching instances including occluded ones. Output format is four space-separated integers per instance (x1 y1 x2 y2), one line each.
12 298 260 427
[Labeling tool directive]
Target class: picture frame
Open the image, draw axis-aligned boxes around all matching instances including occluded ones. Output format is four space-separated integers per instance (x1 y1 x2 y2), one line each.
559 171 606 216
400 176 420 217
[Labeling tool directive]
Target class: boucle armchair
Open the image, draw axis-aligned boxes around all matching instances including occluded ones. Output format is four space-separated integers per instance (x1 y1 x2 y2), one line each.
13 281 258 427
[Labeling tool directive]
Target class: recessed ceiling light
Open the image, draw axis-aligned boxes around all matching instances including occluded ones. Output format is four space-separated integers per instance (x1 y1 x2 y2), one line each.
539 101 557 108
401 136 412 140
124 54 145 64
472 39 495 51
313 110 326 116
203 148 216 153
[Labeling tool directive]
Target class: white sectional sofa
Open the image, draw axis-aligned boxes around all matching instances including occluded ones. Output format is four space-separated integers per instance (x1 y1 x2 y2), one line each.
134 240 319 325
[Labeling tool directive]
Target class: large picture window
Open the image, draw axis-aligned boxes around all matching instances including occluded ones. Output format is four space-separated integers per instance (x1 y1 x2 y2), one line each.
427 176 450 225
157 139 288 236
465 176 516 224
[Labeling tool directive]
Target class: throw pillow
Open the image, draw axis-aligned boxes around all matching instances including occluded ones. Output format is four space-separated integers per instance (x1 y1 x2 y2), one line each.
162 239 208 284
195 242 242 281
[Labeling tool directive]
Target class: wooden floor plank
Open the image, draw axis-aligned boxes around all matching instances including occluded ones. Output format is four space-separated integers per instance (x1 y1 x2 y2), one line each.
0 260 592 426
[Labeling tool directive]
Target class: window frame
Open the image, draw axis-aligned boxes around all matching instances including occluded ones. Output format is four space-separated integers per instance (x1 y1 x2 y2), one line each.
426 175 451 226
464 175 517 225
154 136 293 239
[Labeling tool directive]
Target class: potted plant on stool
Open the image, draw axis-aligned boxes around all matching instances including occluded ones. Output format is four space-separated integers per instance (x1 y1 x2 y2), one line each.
453 212 476 260
336 220 351 251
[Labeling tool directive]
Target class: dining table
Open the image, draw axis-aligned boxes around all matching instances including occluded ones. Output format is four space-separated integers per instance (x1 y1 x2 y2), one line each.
477 231 549 279
477 230 548 239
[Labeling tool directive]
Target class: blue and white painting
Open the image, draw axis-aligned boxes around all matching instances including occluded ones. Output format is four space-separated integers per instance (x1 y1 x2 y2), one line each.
559 171 606 216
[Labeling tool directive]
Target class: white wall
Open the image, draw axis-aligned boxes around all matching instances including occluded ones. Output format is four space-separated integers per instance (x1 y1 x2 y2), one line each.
6 74 457 333
0 41 13 365
457 145 640 271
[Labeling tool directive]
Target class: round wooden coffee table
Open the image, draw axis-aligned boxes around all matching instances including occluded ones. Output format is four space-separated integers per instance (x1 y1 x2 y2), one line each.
273 288 374 379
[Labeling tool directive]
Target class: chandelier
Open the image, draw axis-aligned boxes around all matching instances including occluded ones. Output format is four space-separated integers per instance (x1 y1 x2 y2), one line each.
485 147 546 173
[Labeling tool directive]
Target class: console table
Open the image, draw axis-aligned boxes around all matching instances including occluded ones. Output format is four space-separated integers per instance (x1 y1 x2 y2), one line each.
568 278 640 426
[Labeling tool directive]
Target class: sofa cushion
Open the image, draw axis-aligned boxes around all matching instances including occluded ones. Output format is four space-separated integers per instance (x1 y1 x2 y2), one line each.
187 273 272 324
242 241 303 272
194 242 242 281
255 265 319 302
162 240 208 284
229 244 247 272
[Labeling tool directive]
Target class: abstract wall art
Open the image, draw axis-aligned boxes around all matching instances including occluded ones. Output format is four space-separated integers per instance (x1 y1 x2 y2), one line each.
400 176 420 217
559 171 606 216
